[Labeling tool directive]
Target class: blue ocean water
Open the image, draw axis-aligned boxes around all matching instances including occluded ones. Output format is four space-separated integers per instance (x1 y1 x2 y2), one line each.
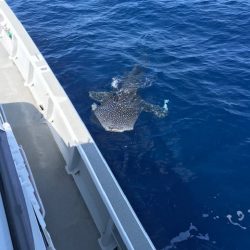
8 0 250 249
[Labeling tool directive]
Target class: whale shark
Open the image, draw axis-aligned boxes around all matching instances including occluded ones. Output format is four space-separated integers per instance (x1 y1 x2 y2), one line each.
89 65 168 132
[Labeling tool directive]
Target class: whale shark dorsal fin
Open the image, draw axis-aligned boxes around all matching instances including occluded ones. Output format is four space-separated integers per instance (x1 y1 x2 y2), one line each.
89 91 113 103
141 100 168 118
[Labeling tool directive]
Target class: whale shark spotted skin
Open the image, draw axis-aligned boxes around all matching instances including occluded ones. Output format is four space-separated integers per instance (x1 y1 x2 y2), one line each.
89 66 168 132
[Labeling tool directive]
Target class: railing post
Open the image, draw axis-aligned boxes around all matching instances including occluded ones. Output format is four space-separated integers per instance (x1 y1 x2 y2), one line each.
98 218 117 250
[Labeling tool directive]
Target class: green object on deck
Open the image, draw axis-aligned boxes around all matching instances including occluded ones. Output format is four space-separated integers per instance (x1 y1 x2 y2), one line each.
7 30 12 39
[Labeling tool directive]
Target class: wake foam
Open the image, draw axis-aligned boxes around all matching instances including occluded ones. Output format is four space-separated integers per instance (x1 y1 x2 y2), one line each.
162 223 210 250
91 103 98 111
226 214 247 230
111 77 120 89
163 99 169 111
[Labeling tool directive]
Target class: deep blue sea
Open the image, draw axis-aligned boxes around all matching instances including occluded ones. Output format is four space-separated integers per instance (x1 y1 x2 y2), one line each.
8 0 250 249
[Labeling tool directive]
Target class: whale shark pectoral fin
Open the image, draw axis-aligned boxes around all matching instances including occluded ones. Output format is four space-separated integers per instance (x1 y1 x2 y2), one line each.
89 91 113 103
141 100 168 118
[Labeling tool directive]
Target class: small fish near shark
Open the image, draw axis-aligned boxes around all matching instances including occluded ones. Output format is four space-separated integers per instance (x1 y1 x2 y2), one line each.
89 65 169 132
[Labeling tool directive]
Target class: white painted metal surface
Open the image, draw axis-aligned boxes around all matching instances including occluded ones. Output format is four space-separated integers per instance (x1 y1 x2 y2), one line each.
0 1 156 249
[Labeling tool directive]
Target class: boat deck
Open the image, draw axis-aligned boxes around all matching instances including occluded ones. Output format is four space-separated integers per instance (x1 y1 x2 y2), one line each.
0 41 101 250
